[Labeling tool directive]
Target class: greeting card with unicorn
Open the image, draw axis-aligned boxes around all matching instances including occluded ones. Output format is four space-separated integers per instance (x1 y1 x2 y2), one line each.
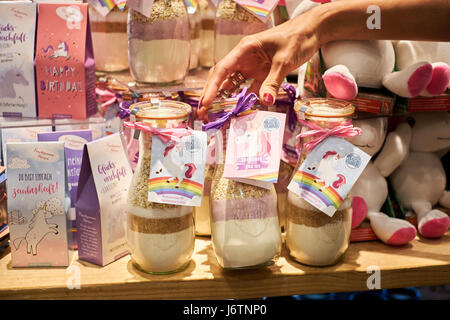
0 2 37 117
148 129 207 207
6 141 69 267
223 111 286 188
35 3 96 119
288 136 371 217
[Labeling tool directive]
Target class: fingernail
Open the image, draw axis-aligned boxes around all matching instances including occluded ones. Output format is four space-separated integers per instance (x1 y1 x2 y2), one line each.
263 93 274 105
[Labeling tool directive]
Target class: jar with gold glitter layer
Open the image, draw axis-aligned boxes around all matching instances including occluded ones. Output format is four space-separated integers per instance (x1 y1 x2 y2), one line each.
126 100 195 274
214 0 273 63
199 0 215 67
89 6 129 72
286 98 355 267
127 0 190 84
206 98 281 269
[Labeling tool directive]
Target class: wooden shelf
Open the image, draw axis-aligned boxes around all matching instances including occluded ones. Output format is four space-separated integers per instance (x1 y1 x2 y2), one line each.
1 232 449 300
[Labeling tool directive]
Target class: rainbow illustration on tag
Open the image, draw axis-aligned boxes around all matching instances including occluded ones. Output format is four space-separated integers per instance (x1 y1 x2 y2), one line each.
148 130 207 207
246 172 279 183
287 136 371 217
98 0 126 10
148 177 203 199
291 171 343 209
234 0 279 22
185 0 199 10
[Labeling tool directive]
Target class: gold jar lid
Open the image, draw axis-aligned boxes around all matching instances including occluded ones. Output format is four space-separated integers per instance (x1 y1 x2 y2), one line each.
183 90 202 99
132 100 191 122
207 98 238 114
295 98 355 119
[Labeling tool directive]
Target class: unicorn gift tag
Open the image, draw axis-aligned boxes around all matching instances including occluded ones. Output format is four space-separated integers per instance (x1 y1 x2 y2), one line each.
288 136 371 217
148 128 207 207
223 111 286 189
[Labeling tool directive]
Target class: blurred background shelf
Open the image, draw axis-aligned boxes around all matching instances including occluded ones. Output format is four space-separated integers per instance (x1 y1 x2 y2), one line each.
0 232 449 300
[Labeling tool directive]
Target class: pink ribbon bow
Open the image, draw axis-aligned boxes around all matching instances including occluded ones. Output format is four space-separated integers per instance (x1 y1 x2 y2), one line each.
296 119 362 152
123 121 191 145
96 88 119 115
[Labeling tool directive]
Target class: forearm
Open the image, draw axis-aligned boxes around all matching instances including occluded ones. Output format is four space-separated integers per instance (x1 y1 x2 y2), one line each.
307 0 450 45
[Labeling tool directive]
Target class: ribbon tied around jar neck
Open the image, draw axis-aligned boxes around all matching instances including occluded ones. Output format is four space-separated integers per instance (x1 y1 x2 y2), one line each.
202 87 258 131
296 119 362 152
279 83 298 132
123 121 192 145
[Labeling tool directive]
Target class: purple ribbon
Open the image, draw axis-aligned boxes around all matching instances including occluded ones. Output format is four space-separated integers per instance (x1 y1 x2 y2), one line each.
202 87 258 131
280 83 298 132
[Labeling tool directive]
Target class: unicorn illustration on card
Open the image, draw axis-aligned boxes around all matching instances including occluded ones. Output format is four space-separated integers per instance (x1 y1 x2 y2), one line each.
41 41 70 60
13 198 63 256
155 141 197 188
0 66 29 98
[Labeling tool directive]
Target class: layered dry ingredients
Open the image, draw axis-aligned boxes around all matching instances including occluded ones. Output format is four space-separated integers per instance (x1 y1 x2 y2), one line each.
199 0 215 67
89 6 129 72
211 164 281 268
127 0 190 84
207 103 282 269
187 6 201 70
215 0 272 63
126 102 195 274
285 99 355 266
286 193 352 266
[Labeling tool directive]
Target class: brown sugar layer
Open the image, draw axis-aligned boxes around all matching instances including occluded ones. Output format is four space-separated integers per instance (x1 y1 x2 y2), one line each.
129 213 193 234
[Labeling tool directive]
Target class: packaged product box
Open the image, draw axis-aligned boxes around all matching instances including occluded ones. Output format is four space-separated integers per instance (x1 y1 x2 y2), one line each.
35 3 97 119
75 133 132 266
0 1 38 117
0 118 53 166
395 93 450 112
38 129 93 250
6 141 69 267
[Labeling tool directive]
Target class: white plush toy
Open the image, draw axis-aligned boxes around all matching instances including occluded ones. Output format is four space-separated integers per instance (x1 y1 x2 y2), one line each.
348 118 417 245
388 112 450 238
291 0 450 100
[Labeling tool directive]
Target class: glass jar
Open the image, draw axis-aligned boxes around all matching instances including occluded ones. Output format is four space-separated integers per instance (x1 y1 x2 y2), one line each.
187 5 201 70
126 100 195 274
121 91 181 172
286 98 355 266
89 6 129 72
215 0 273 63
127 0 191 84
208 99 282 269
199 0 215 67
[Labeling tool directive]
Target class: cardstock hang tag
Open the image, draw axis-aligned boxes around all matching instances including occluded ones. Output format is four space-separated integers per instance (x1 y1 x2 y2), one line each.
126 0 155 18
88 0 126 16
233 0 279 23
287 136 371 217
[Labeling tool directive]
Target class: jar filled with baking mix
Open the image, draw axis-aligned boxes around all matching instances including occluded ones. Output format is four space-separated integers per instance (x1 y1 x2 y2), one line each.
204 96 281 269
214 0 273 63
286 98 355 267
89 5 129 72
187 3 201 70
127 0 190 84
125 100 195 274
199 0 215 67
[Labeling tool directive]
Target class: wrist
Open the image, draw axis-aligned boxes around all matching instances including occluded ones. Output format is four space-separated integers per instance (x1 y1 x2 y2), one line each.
314 1 341 46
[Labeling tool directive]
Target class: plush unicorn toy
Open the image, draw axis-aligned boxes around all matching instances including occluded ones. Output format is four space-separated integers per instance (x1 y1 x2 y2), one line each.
388 112 450 238
348 118 417 245
291 0 450 100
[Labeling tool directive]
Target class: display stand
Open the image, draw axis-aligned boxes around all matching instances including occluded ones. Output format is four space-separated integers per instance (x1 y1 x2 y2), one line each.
0 232 449 300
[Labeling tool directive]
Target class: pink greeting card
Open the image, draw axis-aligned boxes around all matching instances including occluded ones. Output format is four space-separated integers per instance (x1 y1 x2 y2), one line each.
224 111 286 188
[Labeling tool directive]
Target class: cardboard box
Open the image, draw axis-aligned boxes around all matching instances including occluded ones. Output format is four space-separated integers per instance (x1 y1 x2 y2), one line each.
6 141 69 267
395 93 450 112
35 3 97 119
0 1 38 117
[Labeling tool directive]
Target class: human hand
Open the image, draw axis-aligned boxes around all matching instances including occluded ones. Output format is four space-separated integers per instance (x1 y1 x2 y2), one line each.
197 7 323 119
